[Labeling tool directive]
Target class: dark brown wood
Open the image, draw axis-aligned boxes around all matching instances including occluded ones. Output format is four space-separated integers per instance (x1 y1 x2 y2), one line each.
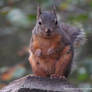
0 75 82 92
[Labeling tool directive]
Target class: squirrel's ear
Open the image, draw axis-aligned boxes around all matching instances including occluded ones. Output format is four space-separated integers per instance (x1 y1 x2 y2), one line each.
37 6 41 19
52 5 56 16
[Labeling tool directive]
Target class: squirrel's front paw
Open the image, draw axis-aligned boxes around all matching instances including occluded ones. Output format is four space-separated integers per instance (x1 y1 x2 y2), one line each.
35 49 42 57
47 48 55 55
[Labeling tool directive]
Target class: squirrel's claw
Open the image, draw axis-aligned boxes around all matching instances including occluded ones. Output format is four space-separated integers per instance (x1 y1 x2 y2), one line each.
35 49 42 57
50 74 67 80
47 48 55 55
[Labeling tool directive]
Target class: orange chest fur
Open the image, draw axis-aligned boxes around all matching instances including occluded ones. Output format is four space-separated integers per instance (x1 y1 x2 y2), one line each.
32 35 64 56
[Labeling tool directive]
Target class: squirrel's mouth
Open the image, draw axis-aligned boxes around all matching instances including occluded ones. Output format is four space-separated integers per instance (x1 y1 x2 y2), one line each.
40 33 52 39
46 33 51 36
43 33 55 39
39 32 55 39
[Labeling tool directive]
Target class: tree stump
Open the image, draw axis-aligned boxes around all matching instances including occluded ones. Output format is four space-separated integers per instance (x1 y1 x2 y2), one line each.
0 75 82 92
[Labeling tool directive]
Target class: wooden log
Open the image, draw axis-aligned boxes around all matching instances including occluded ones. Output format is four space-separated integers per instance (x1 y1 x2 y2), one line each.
0 75 82 92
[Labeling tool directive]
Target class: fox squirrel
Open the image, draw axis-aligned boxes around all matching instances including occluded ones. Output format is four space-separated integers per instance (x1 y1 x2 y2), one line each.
28 7 86 79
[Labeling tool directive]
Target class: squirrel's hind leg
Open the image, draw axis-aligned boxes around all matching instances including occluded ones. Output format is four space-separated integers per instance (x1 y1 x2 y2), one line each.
50 45 73 79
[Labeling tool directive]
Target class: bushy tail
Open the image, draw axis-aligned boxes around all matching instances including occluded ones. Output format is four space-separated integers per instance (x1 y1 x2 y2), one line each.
61 23 86 48
61 23 87 71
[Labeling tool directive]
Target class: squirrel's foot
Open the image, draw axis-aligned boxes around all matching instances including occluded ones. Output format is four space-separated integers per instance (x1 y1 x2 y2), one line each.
35 49 42 57
50 74 67 80
47 48 55 55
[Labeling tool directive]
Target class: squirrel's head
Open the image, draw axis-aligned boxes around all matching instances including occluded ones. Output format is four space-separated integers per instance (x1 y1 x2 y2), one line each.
35 7 60 39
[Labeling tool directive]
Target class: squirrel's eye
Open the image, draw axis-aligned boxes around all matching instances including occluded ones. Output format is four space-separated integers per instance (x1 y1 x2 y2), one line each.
39 21 42 25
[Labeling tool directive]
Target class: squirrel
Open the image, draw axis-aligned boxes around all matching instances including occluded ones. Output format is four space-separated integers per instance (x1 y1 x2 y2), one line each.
28 7 86 79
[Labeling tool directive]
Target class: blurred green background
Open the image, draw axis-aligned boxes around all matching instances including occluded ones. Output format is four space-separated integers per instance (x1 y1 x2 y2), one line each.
0 0 92 91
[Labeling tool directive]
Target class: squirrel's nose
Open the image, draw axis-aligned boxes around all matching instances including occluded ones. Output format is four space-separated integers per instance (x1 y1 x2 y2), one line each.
45 28 51 33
